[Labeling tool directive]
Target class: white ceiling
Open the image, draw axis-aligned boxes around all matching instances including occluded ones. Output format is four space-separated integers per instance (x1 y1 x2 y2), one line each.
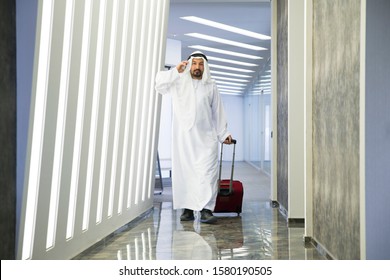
167 0 272 95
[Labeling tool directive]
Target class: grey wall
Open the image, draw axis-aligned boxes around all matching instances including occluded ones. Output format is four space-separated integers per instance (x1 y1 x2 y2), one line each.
365 0 390 260
0 0 16 260
276 0 288 211
312 0 361 259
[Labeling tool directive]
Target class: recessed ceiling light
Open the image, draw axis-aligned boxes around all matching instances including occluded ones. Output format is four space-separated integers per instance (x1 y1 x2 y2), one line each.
249 89 271 95
219 89 243 94
217 85 246 90
216 80 248 87
207 56 258 67
185 33 267 51
258 82 271 86
181 16 271 40
212 76 250 83
210 70 252 78
189 45 263 60
219 91 243 96
253 86 271 89
254 86 271 91
209 63 255 73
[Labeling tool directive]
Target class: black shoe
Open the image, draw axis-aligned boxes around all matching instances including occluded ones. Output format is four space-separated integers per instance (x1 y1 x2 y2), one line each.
180 209 195 221
200 209 217 224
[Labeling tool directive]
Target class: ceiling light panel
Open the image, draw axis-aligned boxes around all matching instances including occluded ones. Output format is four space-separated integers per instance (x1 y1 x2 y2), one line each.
181 16 271 40
259 81 270 85
217 85 246 90
216 80 248 87
209 63 254 73
218 89 243 94
212 76 250 83
185 33 267 51
189 45 263 60
210 70 251 78
219 91 243 96
207 56 258 67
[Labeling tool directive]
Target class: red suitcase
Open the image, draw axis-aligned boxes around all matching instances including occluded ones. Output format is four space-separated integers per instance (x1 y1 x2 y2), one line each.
214 139 244 215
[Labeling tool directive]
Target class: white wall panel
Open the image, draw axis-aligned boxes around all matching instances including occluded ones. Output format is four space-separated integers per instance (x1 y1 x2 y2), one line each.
17 0 170 260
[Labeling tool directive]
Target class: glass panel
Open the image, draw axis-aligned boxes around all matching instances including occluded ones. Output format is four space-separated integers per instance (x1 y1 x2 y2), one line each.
245 59 271 175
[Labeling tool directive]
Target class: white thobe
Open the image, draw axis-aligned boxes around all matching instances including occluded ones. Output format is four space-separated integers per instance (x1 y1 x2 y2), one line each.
155 63 230 211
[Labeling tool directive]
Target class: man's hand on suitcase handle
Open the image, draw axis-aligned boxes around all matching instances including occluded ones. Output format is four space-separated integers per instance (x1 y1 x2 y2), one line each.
224 135 236 145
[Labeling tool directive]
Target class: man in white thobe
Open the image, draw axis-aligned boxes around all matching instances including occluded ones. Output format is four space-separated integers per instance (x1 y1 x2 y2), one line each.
155 51 232 224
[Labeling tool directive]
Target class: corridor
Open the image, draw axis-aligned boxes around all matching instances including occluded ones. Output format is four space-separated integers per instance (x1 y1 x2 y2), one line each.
75 162 326 260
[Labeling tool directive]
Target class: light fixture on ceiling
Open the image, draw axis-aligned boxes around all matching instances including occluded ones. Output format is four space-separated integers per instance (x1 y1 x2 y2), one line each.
212 76 250 83
259 85 271 89
185 33 267 51
218 89 243 94
217 84 246 90
207 56 258 67
259 86 271 90
189 45 262 60
253 85 269 89
256 82 271 86
209 63 255 73
249 89 271 95
219 91 243 96
210 70 251 78
216 80 248 87
181 16 271 40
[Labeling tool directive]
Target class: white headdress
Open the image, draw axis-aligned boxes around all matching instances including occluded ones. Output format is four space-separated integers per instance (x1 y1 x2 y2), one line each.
182 51 211 84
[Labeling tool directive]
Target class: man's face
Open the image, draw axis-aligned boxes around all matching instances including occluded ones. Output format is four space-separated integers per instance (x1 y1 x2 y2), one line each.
190 58 204 80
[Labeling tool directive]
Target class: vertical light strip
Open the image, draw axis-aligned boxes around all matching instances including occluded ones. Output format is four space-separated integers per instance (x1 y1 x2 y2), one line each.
108 0 130 218
142 1 162 200
66 0 93 240
132 0 148 205
127 0 145 208
117 250 122 260
134 238 139 260
303 0 313 243
126 244 131 260
141 232 146 260
140 0 156 202
148 228 152 260
22 0 54 260
148 0 168 199
119 0 139 212
46 0 75 249
270 0 278 203
149 0 167 200
359 0 366 260
96 0 119 224
83 0 107 231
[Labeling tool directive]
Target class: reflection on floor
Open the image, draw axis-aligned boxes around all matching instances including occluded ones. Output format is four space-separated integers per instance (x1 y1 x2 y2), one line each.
75 162 327 260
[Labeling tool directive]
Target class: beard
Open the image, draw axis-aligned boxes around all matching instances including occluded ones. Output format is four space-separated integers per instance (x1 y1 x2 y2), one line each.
191 69 203 79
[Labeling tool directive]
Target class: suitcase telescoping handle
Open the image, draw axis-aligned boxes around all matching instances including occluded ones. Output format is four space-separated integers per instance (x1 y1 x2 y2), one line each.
218 139 237 196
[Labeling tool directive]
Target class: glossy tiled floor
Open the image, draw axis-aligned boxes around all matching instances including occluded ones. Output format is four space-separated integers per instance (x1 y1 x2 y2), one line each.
75 162 327 260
